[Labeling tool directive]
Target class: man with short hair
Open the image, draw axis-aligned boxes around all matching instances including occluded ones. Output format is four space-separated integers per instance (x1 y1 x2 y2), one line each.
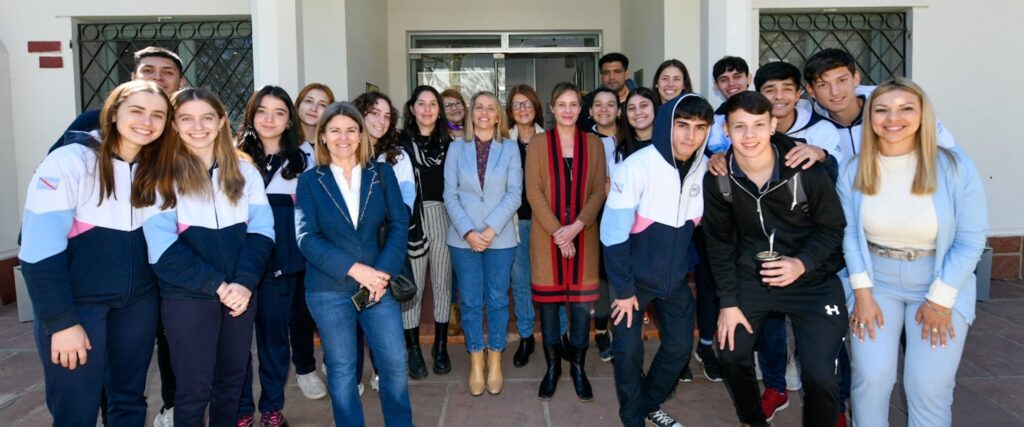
51 46 185 152
601 94 714 427
704 91 848 427
705 56 751 154
578 52 635 130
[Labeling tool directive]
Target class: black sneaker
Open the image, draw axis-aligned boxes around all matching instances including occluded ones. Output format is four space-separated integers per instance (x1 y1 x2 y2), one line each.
595 330 613 362
646 409 684 427
694 344 723 382
678 364 693 382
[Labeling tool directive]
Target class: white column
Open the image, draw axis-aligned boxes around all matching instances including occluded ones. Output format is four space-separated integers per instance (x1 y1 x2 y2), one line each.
252 0 302 95
700 0 755 102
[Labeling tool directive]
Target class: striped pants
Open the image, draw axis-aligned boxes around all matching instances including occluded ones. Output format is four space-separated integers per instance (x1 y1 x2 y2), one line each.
402 201 453 328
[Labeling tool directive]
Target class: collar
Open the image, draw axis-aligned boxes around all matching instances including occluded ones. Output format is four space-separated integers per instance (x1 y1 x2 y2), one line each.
730 143 781 186
817 95 866 129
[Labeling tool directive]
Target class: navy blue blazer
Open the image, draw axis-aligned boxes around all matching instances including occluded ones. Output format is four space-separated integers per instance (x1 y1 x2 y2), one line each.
295 161 410 293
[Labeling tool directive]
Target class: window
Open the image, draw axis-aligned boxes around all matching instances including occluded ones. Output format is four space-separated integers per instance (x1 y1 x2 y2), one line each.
759 11 908 84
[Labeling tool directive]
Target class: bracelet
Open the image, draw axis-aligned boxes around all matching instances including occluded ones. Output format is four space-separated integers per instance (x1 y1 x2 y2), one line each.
924 301 952 317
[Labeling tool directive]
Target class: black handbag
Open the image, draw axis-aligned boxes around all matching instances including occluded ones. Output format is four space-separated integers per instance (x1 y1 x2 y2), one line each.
377 163 417 303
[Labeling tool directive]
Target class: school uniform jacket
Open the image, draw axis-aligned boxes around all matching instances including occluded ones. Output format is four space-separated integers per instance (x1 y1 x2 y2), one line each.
143 160 275 300
19 132 156 335
264 157 308 277
838 148 988 323
294 162 409 293
788 99 844 164
600 94 708 300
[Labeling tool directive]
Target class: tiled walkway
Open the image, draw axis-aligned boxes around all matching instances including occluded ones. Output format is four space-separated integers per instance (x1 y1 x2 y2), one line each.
2 281 1023 426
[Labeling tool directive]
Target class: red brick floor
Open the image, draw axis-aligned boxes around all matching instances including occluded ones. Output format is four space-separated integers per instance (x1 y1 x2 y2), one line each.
2 281 1023 426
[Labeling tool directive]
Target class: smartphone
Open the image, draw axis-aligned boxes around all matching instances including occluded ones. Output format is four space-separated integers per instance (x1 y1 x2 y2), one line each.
351 287 379 312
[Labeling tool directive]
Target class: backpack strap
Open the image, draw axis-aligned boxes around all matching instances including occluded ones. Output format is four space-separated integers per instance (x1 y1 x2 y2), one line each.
716 174 732 204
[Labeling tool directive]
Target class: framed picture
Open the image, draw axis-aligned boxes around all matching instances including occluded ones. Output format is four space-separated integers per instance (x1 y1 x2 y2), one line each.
366 82 380 93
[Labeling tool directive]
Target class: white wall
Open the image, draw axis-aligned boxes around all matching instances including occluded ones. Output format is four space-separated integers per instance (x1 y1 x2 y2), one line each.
664 0 703 93
752 0 1024 234
253 0 301 95
0 41 22 258
300 0 349 99
384 0 623 108
344 0 388 99
621 0 665 88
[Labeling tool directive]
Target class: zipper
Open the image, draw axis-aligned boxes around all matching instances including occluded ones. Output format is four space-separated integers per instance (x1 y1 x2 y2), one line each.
126 160 135 304
728 173 791 240
210 167 224 289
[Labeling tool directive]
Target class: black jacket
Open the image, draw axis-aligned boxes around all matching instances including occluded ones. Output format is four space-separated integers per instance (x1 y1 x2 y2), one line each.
701 135 846 308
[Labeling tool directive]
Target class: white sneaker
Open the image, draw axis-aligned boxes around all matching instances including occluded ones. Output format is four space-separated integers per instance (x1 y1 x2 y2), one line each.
358 383 364 396
321 362 328 376
785 354 802 391
370 374 380 392
754 351 763 381
153 407 173 427
296 372 328 400
646 409 684 427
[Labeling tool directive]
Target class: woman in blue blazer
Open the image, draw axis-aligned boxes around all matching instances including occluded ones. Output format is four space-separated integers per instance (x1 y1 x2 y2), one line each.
838 78 987 427
443 91 523 396
294 102 412 427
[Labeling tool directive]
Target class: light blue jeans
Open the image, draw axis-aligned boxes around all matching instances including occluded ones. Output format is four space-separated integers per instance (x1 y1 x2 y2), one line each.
510 219 536 337
450 246 516 352
850 254 969 427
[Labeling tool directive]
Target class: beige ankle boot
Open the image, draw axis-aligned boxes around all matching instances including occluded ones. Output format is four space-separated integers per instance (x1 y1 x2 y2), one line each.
486 349 504 394
468 351 485 396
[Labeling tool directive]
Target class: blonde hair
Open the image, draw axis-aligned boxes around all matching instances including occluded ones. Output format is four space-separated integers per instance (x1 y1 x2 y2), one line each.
314 102 374 167
855 77 952 196
462 91 510 142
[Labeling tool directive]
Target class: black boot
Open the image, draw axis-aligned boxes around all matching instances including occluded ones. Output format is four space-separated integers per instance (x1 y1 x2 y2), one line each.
513 335 535 367
404 327 428 379
569 345 593 401
432 322 451 375
537 344 562 400
560 333 571 361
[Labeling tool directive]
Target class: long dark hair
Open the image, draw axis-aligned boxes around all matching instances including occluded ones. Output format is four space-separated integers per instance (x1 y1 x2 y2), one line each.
96 81 171 206
653 59 694 98
402 85 450 144
353 91 401 164
235 85 306 181
615 87 661 162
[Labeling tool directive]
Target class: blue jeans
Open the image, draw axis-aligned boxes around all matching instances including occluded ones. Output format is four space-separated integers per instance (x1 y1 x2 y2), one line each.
450 246 516 352
306 287 412 427
850 254 968 427
34 292 157 427
510 219 536 337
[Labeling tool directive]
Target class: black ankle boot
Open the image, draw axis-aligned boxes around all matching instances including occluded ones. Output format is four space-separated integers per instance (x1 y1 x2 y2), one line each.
513 335 535 367
404 327 428 379
432 322 451 375
560 333 571 361
569 345 593 401
537 344 561 400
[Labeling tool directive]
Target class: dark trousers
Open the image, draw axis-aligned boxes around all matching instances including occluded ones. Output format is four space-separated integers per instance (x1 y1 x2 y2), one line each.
289 273 317 375
34 292 157 427
756 313 788 391
718 277 848 427
540 302 590 348
156 315 176 409
162 296 257 427
240 274 297 415
610 284 695 427
692 229 719 343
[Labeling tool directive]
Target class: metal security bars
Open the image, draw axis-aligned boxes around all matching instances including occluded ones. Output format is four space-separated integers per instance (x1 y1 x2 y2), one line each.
759 12 908 84
77 20 254 125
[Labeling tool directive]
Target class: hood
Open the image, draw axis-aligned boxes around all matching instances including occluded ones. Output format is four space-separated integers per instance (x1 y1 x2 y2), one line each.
61 130 102 149
788 99 816 134
652 93 710 170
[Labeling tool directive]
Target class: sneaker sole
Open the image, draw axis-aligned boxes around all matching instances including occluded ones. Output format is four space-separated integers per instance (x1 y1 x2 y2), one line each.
765 399 790 422
599 354 613 362
301 390 328 400
702 367 724 382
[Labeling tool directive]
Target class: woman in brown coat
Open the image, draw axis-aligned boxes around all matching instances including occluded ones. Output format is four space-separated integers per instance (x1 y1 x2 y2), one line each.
525 82 607 402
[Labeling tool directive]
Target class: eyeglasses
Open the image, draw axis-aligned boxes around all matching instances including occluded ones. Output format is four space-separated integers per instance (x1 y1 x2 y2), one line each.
444 102 463 110
511 101 533 110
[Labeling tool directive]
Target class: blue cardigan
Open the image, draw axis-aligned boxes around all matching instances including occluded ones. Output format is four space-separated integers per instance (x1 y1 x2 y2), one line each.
837 148 988 323
295 162 410 293
443 137 523 250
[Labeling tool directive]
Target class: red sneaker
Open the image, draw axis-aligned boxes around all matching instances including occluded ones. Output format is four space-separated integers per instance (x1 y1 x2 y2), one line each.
836 412 848 427
760 388 790 421
236 414 254 427
260 411 289 427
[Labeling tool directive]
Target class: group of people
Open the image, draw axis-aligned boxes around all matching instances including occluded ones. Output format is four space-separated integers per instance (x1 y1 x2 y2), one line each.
19 44 986 427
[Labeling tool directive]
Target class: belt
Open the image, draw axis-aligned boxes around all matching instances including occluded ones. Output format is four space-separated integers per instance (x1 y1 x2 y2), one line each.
867 242 935 262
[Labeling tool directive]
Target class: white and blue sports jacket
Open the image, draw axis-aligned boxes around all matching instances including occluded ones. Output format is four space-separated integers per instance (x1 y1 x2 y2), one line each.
143 160 275 300
600 94 709 299
19 132 156 335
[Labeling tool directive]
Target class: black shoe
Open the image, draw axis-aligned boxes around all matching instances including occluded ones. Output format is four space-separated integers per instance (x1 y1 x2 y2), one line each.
646 409 684 427
560 333 571 361
678 364 693 383
513 335 535 367
537 344 562 400
432 322 451 375
595 330 613 362
404 327 428 380
695 344 723 382
568 345 593 401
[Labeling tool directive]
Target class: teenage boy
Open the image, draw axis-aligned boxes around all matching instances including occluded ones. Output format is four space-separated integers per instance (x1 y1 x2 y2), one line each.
579 52 635 130
51 46 185 152
601 94 714 427
703 91 848 427
804 48 956 157
705 56 751 154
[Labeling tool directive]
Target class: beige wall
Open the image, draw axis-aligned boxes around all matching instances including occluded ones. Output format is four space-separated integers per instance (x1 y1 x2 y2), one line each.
664 0 703 93
0 41 21 258
300 0 349 99
621 0 665 88
384 0 623 108
344 0 388 99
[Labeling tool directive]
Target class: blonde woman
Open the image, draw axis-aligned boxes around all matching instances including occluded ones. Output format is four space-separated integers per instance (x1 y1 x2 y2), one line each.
838 78 987 427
